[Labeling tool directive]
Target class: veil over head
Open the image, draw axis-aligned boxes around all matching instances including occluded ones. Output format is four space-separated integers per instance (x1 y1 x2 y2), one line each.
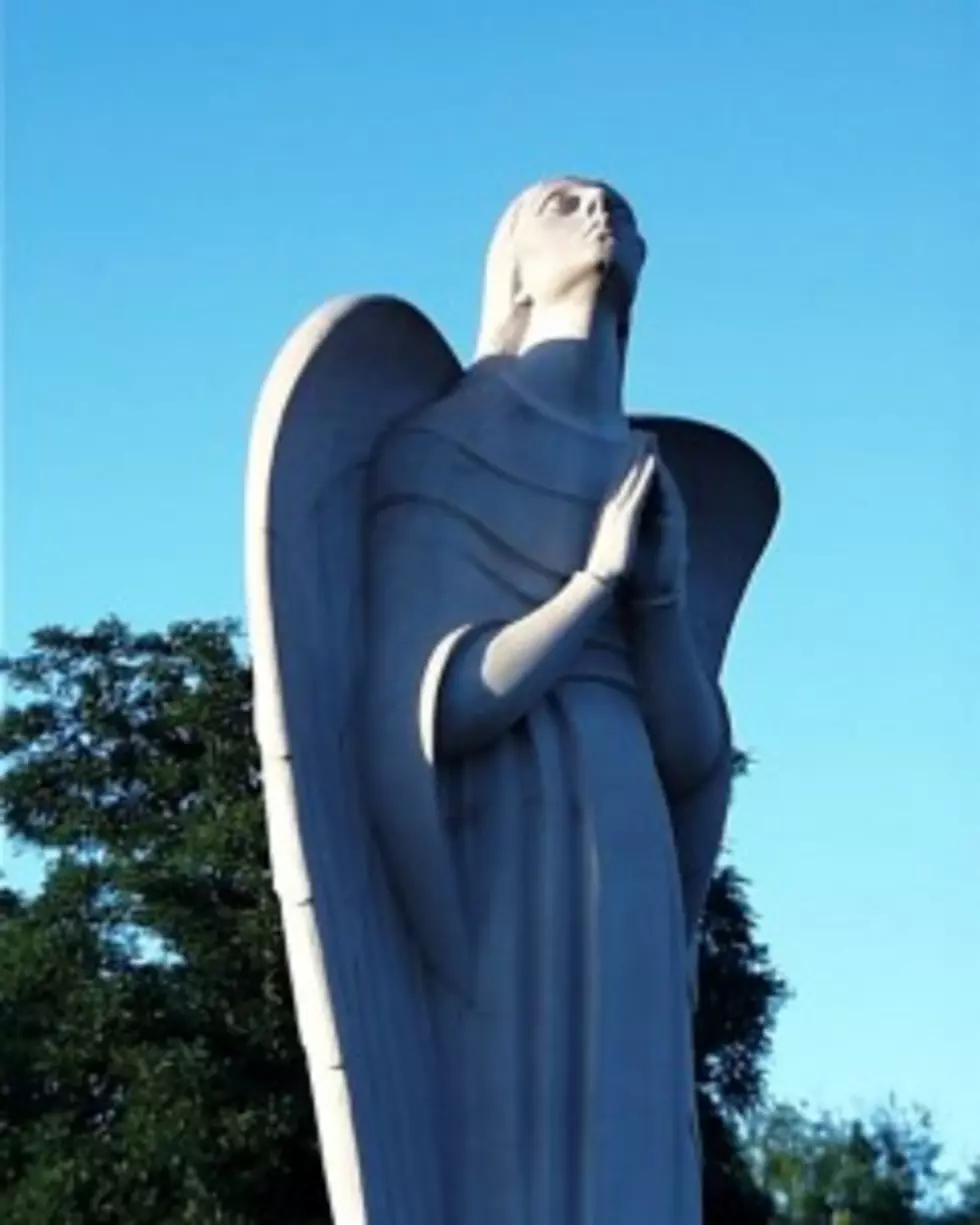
474 181 547 358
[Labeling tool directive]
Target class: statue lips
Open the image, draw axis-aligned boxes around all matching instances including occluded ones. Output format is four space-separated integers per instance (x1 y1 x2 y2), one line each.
594 216 641 277
591 225 616 275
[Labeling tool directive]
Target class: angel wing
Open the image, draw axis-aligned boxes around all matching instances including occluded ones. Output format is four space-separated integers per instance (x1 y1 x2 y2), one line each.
630 415 780 680
245 295 463 1225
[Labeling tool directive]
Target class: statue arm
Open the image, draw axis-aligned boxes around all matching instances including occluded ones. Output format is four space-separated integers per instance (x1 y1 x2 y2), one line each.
628 600 727 797
362 533 613 988
627 600 732 943
436 436 658 757
436 570 613 756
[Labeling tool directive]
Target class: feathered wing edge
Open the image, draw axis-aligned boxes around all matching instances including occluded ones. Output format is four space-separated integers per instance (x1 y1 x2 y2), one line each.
629 415 781 682
245 296 463 1225
629 414 780 1019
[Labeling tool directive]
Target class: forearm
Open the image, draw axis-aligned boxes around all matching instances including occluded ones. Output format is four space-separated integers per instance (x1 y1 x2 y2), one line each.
670 734 733 956
436 571 612 756
628 600 728 798
630 602 732 947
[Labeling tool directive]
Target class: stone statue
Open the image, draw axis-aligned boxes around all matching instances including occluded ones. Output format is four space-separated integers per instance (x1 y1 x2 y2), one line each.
245 177 779 1225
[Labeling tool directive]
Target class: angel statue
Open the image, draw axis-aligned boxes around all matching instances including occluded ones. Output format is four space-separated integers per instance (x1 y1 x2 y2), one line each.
245 177 779 1225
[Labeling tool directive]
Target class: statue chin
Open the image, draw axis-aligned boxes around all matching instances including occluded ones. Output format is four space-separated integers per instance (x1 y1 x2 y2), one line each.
599 261 636 324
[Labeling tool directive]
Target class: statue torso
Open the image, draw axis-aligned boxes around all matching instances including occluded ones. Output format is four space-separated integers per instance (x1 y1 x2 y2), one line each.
368 369 640 693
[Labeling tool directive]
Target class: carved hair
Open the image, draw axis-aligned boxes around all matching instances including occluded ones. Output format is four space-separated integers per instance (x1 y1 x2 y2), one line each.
473 182 545 359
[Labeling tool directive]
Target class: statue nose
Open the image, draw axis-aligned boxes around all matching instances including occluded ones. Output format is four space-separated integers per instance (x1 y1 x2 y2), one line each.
588 186 617 226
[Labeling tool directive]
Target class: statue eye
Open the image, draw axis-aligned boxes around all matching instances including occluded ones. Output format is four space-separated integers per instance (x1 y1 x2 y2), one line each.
544 189 580 216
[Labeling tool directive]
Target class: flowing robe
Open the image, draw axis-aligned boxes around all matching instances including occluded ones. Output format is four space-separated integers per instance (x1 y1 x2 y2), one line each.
363 375 729 1225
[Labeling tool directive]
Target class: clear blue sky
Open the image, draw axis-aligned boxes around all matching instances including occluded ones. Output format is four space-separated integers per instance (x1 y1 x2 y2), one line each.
5 0 978 1176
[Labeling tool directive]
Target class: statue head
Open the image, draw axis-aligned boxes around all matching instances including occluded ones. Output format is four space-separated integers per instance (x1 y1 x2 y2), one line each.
475 177 647 358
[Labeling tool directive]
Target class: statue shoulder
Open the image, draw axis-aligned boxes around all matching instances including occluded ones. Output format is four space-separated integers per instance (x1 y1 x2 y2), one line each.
371 371 493 469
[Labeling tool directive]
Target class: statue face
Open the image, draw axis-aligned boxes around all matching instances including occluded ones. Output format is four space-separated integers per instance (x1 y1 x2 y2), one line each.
512 179 646 312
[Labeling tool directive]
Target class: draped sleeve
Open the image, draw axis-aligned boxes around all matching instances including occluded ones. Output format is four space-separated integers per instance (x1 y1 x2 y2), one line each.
361 447 485 998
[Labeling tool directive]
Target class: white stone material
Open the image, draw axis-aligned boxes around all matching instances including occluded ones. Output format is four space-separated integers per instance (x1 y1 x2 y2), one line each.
245 178 779 1224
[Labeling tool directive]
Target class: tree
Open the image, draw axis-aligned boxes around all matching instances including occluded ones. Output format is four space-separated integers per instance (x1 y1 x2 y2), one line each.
928 1160 980 1225
0 620 326 1223
956 1162 980 1221
743 1098 962 1225
698 847 787 1225
0 617 785 1222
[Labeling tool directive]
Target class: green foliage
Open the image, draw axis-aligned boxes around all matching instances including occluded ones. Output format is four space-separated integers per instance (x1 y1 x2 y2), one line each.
698 859 786 1117
699 859 787 1225
0 620 326 1224
927 1160 980 1225
959 1163 980 1218
744 1098 978 1225
0 617 786 1223
694 749 788 1225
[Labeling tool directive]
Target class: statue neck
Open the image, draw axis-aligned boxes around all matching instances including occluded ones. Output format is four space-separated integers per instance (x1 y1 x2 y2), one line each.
507 295 627 436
